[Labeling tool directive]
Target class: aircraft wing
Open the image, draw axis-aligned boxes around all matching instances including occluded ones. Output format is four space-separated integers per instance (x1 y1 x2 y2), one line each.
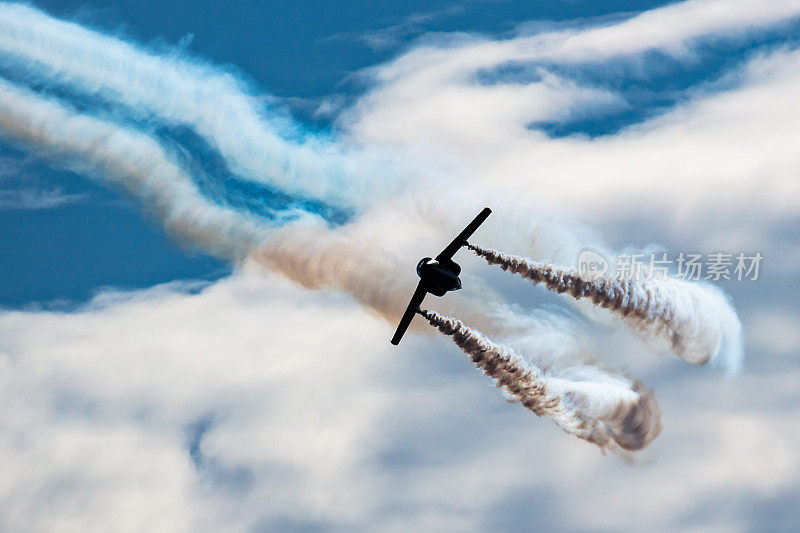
435 207 492 262
390 281 428 345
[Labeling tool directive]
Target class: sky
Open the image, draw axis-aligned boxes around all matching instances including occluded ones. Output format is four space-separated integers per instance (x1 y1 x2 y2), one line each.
0 0 799 531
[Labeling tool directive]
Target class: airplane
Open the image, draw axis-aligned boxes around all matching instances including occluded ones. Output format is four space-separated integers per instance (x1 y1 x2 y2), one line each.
390 207 492 345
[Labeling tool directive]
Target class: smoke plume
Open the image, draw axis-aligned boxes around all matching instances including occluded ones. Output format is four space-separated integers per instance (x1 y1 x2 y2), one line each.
468 243 742 368
418 308 662 452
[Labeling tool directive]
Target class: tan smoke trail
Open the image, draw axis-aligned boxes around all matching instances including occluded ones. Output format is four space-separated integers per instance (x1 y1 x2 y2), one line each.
468 243 742 368
418 308 662 451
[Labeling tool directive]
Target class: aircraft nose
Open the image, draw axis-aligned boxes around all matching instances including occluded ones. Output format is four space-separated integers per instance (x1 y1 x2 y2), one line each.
416 257 432 277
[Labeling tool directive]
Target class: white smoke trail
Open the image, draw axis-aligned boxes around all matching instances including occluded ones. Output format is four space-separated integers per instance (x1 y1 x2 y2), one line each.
468 243 743 370
11 0 800 213
0 70 576 344
249 210 538 336
0 73 552 343
0 1 747 365
418 309 662 452
0 2 635 271
0 1 406 208
0 78 667 454
0 77 270 259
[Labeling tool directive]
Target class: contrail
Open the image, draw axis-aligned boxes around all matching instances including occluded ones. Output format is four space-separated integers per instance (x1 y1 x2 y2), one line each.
417 308 662 452
468 243 742 369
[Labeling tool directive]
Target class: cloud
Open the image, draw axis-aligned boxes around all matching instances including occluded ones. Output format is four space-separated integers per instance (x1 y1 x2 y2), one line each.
0 186 87 210
0 3 745 459
0 274 797 531
343 0 800 229
0 153 88 210
0 154 25 179
0 274 389 530
0 0 798 529
326 3 472 51
744 308 800 356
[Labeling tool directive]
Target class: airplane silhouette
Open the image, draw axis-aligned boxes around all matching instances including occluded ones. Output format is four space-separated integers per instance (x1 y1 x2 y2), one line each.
390 207 491 345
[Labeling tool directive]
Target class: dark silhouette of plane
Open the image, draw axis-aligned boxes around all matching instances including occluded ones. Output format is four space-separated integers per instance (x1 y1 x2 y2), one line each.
390 207 492 345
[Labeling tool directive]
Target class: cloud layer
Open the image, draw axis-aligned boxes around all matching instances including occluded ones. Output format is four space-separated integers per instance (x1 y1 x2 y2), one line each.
0 0 798 530
0 274 797 531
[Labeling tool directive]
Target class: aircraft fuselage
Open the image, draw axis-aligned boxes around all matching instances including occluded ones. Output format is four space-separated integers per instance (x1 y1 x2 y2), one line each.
416 257 462 297
391 207 491 345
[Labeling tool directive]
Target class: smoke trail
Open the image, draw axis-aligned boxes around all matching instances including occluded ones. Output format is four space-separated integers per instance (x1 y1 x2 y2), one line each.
0 74 513 340
0 4 745 453
418 308 662 452
0 78 667 452
468 243 743 369
0 71 568 345
0 76 668 454
0 2 625 271
0 2 410 208
0 77 269 260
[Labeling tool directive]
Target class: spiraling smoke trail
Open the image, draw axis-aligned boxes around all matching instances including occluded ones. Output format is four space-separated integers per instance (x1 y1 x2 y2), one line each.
468 243 743 370
417 308 662 452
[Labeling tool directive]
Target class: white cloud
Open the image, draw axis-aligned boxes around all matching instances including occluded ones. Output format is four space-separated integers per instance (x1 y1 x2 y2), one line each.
0 274 797 531
343 2 800 235
0 0 798 529
0 154 25 179
0 187 87 210
0 275 391 530
744 308 800 356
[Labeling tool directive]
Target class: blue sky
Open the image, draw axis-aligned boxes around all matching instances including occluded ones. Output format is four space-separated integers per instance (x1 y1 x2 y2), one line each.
0 1 799 531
